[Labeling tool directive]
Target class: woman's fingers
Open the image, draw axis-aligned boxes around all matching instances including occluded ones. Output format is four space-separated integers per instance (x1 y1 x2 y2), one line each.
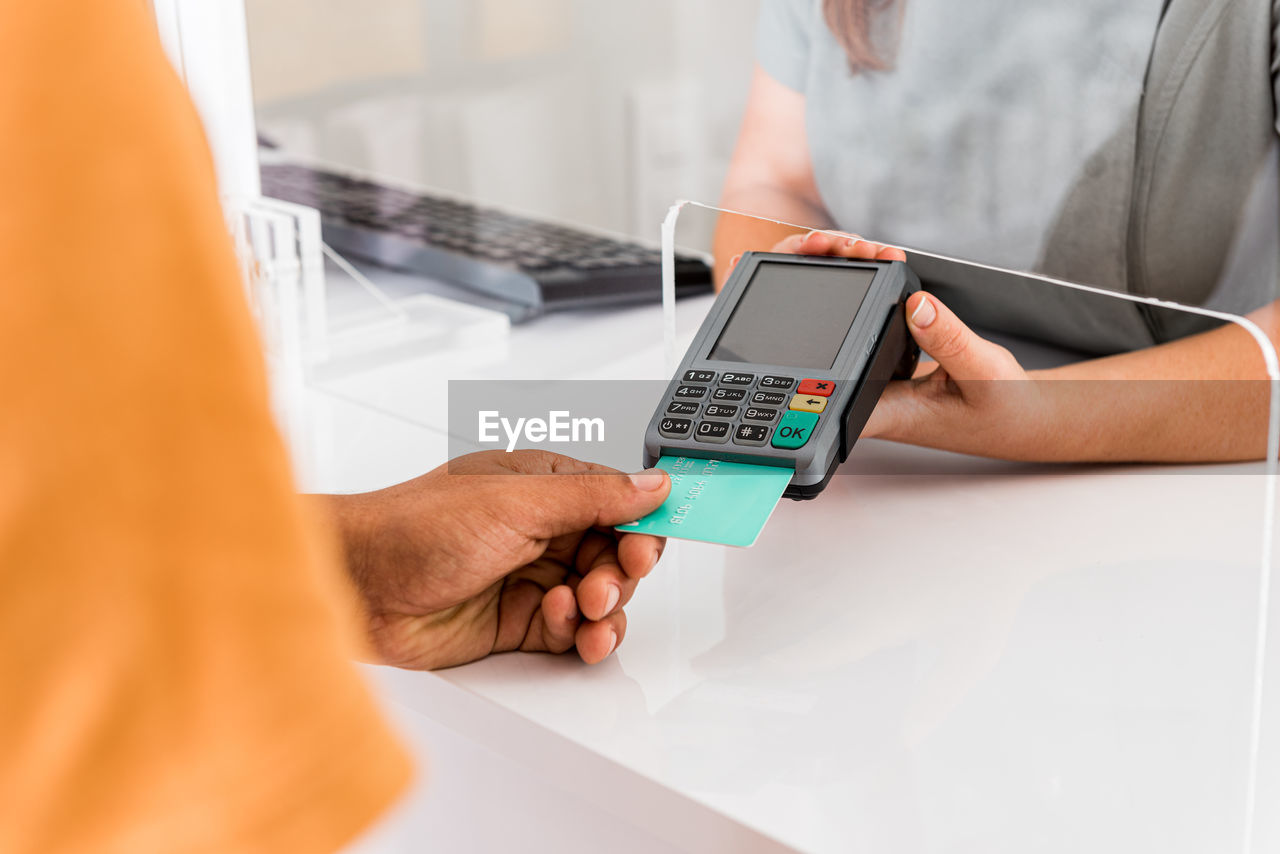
904 292 1021 382
876 245 908 262
774 229 904 261
863 293 1027 444
772 232 809 253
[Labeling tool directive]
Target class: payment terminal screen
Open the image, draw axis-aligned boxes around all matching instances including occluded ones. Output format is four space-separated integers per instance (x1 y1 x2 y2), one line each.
708 262 876 369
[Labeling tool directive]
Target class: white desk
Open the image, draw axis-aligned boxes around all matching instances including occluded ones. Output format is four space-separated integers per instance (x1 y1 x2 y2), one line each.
291 276 1280 854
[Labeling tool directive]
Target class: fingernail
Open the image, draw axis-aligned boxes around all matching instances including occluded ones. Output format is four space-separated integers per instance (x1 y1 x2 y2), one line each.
605 629 618 657
844 237 860 248
566 598 578 621
909 294 936 328
628 470 666 491
730 253 741 266
604 584 620 614
648 544 660 571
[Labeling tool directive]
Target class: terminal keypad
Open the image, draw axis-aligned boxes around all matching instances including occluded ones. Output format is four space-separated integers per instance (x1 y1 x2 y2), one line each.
661 374 839 452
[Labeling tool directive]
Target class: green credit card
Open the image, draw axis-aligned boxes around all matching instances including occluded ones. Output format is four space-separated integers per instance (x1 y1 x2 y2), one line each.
615 455 793 548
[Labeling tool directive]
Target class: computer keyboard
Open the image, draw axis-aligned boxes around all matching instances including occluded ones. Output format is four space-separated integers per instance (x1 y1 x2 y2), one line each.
260 162 713 320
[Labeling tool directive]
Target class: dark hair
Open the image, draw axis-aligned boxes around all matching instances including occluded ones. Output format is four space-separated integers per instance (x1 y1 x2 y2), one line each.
822 0 902 73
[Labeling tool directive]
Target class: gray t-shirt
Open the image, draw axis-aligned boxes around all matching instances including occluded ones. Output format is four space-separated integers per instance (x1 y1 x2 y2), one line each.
756 0 1280 353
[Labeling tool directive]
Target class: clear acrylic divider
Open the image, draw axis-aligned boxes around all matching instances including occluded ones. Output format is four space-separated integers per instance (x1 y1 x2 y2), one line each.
658 201 1279 853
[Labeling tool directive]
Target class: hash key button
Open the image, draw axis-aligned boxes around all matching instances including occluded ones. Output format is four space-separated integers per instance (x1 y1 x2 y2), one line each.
683 369 716 384
771 411 819 450
733 424 770 446
751 390 787 407
659 417 693 439
720 372 755 386
694 420 731 443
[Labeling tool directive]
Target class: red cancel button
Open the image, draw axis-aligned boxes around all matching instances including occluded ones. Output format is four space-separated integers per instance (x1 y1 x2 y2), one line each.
798 378 836 397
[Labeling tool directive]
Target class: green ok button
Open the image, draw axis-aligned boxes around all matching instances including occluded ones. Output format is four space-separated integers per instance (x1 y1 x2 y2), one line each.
771 410 819 450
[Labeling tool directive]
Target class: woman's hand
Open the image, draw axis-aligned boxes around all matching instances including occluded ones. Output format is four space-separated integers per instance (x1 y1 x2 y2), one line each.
731 235 1055 459
741 234 1056 459
727 228 907 274
767 228 907 263
742 231 1272 462
323 451 670 670
864 292 1059 460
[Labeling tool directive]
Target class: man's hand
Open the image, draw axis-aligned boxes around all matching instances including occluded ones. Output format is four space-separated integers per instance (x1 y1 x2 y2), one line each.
324 451 671 670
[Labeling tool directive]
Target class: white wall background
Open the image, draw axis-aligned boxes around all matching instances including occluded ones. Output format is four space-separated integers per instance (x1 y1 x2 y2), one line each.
246 0 761 242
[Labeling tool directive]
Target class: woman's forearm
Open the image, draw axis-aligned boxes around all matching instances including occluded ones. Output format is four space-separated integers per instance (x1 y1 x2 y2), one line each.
1034 304 1277 462
711 185 831 288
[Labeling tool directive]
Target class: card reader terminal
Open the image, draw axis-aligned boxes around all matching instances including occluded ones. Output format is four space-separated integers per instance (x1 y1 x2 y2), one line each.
642 252 921 499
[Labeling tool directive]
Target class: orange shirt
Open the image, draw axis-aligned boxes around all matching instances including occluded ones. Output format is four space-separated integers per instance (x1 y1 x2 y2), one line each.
0 3 410 853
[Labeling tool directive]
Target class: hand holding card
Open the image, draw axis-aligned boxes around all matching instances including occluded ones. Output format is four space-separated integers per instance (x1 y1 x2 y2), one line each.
616 455 792 547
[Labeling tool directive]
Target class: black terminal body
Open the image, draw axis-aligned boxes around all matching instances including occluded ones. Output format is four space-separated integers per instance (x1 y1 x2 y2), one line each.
642 252 920 499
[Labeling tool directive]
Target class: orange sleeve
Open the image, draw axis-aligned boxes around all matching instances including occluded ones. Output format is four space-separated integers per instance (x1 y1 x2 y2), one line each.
0 4 411 854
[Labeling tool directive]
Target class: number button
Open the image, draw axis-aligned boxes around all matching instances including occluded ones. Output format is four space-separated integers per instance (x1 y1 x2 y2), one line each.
733 424 770 446
720 372 756 386
771 411 819 450
798 378 836 397
789 394 827 414
658 417 693 439
712 388 746 402
751 390 787 407
683 369 716 384
759 375 795 390
667 401 700 416
694 420 731 443
673 385 707 400
743 406 778 422
704 404 739 419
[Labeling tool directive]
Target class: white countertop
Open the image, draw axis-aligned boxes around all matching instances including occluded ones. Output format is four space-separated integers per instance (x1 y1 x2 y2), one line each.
289 273 1280 853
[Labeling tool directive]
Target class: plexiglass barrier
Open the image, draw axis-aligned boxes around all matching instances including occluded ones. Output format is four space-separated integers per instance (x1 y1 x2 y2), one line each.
260 187 1280 852
656 201 1280 853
